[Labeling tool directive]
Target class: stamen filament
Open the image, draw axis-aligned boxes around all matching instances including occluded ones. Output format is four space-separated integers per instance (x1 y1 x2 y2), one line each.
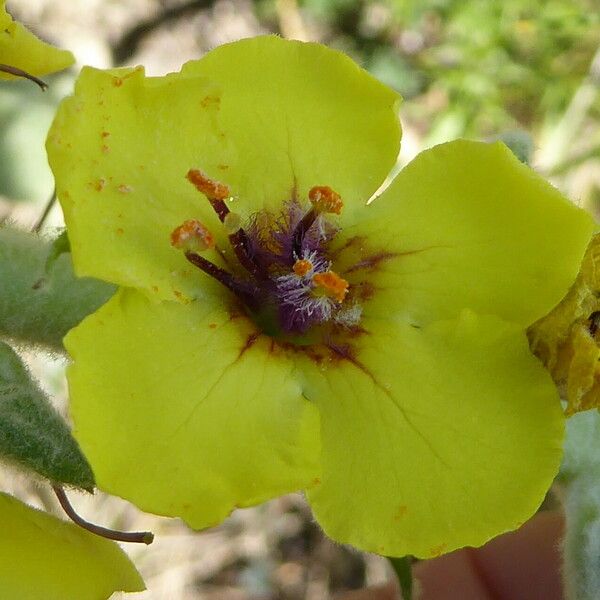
184 251 259 307
292 208 318 259
292 187 342 259
186 169 264 279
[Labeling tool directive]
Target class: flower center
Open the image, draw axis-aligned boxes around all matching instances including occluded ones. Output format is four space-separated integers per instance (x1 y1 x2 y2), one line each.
171 169 362 337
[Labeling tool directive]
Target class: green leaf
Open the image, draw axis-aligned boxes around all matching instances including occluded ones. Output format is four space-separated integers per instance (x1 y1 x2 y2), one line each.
45 229 71 271
494 131 534 164
0 226 114 351
0 341 94 489
0 492 144 599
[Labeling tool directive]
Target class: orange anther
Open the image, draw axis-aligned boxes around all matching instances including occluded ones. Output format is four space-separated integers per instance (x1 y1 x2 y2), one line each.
170 220 215 252
186 169 230 200
308 186 343 215
312 271 349 303
293 258 313 277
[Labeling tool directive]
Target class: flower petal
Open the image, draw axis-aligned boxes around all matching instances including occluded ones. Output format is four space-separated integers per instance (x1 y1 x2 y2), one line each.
47 65 231 301
0 3 74 79
183 36 401 223
335 140 595 328
0 492 144 599
46 37 400 299
300 311 563 558
65 288 320 528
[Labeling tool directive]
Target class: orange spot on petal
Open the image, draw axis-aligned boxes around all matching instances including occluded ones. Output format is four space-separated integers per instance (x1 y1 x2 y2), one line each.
393 505 408 521
312 271 349 303
200 95 221 108
92 178 106 192
117 184 133 194
309 186 343 215
429 544 447 558
116 227 124 235
186 169 230 200
209 323 217 329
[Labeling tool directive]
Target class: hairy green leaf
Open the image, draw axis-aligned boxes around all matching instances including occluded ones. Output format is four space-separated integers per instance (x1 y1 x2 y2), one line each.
0 226 114 351
0 341 94 489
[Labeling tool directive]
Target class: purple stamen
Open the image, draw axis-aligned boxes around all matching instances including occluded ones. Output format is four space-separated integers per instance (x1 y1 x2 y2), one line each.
208 196 266 280
181 172 355 336
184 252 260 308
291 208 319 259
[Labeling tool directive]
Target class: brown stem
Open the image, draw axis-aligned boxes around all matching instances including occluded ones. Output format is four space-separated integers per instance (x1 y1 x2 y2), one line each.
52 485 154 544
32 187 57 232
0 64 47 90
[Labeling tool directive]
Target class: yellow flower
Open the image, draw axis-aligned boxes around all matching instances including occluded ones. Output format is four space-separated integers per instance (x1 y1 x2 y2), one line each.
47 36 594 558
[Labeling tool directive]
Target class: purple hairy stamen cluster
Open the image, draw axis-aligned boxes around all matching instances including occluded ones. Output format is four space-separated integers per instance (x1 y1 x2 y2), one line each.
174 172 362 335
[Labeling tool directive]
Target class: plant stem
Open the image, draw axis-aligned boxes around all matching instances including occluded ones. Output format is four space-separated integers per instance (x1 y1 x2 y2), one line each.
388 556 413 600
53 485 154 545
32 188 57 233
